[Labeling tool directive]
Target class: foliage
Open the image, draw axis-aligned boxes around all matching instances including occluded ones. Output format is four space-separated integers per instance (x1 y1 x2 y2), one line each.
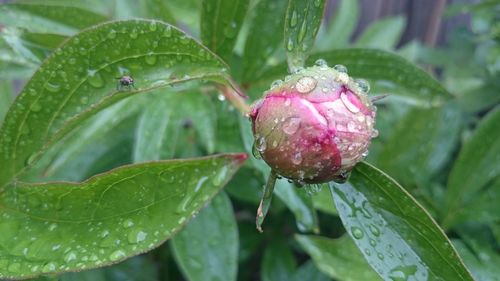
0 0 498 280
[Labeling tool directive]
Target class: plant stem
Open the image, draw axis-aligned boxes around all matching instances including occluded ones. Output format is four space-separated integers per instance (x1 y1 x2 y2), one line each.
256 170 278 232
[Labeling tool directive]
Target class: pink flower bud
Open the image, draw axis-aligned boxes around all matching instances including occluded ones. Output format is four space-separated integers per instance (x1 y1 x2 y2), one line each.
250 61 377 184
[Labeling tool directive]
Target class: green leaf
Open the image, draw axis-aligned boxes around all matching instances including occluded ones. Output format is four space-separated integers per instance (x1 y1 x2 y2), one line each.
242 0 288 82
290 260 329 281
284 0 326 71
261 241 296 281
0 153 246 279
24 97 144 182
355 16 406 50
316 0 359 50
452 239 500 281
374 104 462 187
275 179 319 233
0 81 13 124
330 162 474 281
171 192 238 281
311 185 337 215
2 27 67 63
0 3 107 35
444 106 500 228
200 0 250 60
296 234 381 281
258 49 453 105
133 90 216 162
0 19 228 188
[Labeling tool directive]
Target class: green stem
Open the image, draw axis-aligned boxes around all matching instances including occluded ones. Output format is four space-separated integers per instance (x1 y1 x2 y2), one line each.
256 170 278 232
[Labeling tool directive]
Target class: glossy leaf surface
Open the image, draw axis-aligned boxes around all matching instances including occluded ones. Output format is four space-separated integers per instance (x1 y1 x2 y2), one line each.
296 234 380 281
0 19 228 188
375 104 462 187
444 106 500 227
284 0 325 71
200 0 250 59
0 154 246 279
331 162 474 281
171 192 238 281
242 0 288 82
0 3 107 35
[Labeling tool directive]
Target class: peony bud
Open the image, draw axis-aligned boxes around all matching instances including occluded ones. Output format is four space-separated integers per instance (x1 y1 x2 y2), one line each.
250 60 377 184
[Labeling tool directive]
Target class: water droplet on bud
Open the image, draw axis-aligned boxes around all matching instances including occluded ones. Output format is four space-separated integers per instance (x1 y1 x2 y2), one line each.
355 79 370 93
314 59 328 67
334 64 348 73
270 79 283 89
283 117 301 135
296 76 317 93
255 136 267 152
292 152 303 165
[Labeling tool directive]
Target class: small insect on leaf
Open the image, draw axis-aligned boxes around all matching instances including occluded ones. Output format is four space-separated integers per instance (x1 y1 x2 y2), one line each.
117 75 136 91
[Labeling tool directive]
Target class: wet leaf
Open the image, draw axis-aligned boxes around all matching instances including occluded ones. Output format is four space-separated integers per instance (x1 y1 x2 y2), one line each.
284 0 326 71
0 19 228 188
200 0 250 60
444 106 500 228
355 16 406 50
133 90 216 162
375 104 462 187
316 0 359 50
242 0 288 82
0 3 107 35
0 81 13 124
296 234 381 281
258 49 453 105
0 153 246 279
171 192 238 281
330 162 474 281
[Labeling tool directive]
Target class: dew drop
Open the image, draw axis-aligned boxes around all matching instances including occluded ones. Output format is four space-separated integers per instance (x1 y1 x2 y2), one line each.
145 54 157 65
87 70 104 88
148 21 157 31
42 262 57 273
369 239 376 246
270 79 283 89
333 64 348 73
64 251 77 263
123 219 134 228
80 96 89 105
129 29 138 39
68 58 76 65
296 76 317 93
109 250 126 261
292 152 303 165
351 226 364 239
369 224 380 236
8 262 21 273
287 38 294 51
223 21 237 38
355 79 370 93
371 129 379 138
290 10 298 27
314 59 328 67
283 117 301 135
252 143 262 159
255 136 267 152
44 82 61 93
298 20 307 43
163 26 172 37
128 229 147 244
107 29 117 39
